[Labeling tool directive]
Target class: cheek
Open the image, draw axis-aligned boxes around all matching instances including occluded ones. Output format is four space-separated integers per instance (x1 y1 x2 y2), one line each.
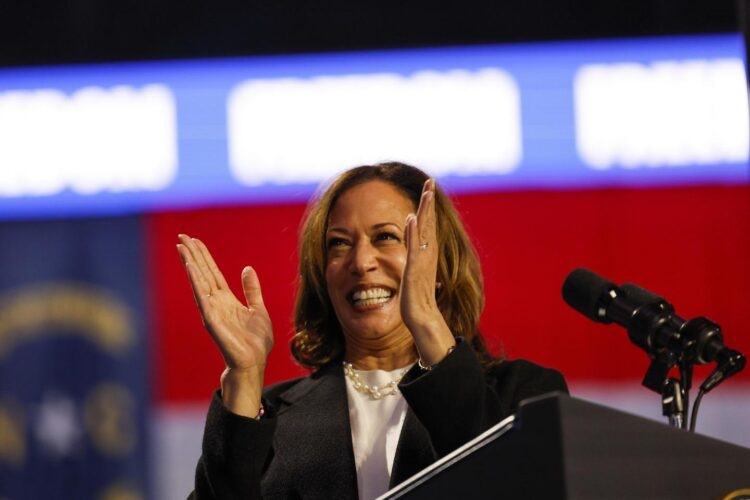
387 250 408 276
324 262 344 297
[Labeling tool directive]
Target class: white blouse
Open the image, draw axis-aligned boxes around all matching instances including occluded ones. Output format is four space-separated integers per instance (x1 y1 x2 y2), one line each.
344 365 413 500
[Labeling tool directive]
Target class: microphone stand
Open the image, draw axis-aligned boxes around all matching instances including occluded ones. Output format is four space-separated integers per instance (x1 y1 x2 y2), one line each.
643 348 690 429
679 364 693 430
661 377 685 429
638 319 743 431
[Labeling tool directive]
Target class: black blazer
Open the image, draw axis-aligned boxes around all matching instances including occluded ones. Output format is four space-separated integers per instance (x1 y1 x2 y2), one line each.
190 341 567 499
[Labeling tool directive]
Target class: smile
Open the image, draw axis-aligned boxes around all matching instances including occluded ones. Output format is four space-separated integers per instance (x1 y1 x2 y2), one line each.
349 287 394 309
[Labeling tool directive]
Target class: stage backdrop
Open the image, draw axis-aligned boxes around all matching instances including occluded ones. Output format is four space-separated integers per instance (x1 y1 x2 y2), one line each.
0 34 748 499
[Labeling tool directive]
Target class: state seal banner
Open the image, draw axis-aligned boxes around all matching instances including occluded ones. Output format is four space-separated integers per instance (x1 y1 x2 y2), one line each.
0 216 149 500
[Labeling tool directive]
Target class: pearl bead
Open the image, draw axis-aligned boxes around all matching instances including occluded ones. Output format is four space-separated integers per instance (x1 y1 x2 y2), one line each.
342 361 408 400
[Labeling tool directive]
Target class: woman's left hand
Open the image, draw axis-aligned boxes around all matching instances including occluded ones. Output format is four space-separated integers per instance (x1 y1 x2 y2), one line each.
401 179 456 367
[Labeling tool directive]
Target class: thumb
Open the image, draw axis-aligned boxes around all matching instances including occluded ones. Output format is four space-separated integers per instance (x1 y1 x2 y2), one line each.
241 266 265 308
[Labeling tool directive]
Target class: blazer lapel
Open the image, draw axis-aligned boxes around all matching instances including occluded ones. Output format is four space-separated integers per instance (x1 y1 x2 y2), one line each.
271 364 359 499
388 406 437 488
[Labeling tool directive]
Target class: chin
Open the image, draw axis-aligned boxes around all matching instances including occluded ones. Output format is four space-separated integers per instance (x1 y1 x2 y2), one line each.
342 317 407 341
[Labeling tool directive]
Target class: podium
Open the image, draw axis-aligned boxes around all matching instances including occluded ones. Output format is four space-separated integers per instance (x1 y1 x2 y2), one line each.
381 393 750 499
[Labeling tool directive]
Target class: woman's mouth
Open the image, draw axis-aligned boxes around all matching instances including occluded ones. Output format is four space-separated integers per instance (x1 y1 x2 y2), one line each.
349 287 394 309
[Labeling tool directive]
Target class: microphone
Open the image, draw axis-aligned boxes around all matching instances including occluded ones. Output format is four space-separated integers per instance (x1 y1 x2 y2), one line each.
561 268 637 326
562 268 746 429
561 268 745 380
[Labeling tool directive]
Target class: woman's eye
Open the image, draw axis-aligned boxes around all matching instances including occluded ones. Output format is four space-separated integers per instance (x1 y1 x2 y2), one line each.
376 232 400 243
327 237 348 248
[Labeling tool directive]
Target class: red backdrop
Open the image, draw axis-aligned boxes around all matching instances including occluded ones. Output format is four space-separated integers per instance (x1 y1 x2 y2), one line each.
147 185 750 404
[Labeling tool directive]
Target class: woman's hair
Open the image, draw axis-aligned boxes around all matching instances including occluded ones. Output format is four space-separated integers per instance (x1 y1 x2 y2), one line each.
291 162 499 369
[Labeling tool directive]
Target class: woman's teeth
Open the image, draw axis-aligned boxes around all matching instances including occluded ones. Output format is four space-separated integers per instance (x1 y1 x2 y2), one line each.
351 288 393 306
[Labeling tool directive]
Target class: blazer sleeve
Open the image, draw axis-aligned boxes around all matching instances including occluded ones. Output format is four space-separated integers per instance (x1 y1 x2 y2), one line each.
188 391 277 500
398 339 568 457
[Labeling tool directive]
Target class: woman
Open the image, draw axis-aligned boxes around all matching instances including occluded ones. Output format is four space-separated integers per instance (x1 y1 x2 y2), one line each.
178 162 567 500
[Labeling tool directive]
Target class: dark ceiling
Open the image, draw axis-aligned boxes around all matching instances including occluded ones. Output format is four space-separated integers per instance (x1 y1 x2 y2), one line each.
0 0 742 67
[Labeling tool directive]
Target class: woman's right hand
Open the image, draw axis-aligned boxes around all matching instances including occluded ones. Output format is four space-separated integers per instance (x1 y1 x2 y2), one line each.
177 234 274 417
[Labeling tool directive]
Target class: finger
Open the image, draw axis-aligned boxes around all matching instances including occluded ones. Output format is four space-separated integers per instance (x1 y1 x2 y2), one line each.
177 243 213 307
177 240 206 289
406 214 424 262
416 179 437 245
179 234 227 292
188 237 223 291
404 212 419 257
241 266 266 308
178 235 215 292
403 212 438 310
192 238 230 290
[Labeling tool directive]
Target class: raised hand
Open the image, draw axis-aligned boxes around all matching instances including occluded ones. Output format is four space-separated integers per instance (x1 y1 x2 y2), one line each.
401 179 456 367
177 234 273 416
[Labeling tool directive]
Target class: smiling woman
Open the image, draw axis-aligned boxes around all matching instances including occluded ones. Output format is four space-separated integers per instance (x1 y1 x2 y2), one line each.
293 164 493 372
177 162 567 500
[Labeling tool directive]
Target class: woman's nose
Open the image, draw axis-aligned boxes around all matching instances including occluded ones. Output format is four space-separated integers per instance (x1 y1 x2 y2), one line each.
348 240 377 275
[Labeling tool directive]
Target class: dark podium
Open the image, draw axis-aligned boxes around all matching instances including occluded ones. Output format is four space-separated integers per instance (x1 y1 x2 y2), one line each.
382 393 750 499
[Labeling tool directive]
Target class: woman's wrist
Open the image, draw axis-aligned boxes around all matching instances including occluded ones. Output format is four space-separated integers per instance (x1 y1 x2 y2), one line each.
410 316 456 368
418 344 456 371
220 366 265 418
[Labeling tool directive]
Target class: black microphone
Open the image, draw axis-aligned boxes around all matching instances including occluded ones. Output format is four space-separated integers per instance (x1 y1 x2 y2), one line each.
561 268 745 376
561 268 649 327
563 268 746 429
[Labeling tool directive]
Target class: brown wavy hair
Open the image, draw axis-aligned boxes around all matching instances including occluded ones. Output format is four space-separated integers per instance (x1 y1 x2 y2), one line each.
291 162 499 370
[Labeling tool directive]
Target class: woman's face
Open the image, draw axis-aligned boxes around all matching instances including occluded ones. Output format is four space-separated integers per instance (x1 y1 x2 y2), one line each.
325 180 416 343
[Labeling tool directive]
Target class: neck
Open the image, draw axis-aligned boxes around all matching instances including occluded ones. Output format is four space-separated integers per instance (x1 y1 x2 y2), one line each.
343 327 417 371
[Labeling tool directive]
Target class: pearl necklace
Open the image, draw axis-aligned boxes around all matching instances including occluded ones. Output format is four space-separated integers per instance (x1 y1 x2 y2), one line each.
342 361 409 400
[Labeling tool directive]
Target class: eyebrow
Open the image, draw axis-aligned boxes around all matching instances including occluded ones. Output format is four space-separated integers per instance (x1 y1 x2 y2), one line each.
327 222 402 234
